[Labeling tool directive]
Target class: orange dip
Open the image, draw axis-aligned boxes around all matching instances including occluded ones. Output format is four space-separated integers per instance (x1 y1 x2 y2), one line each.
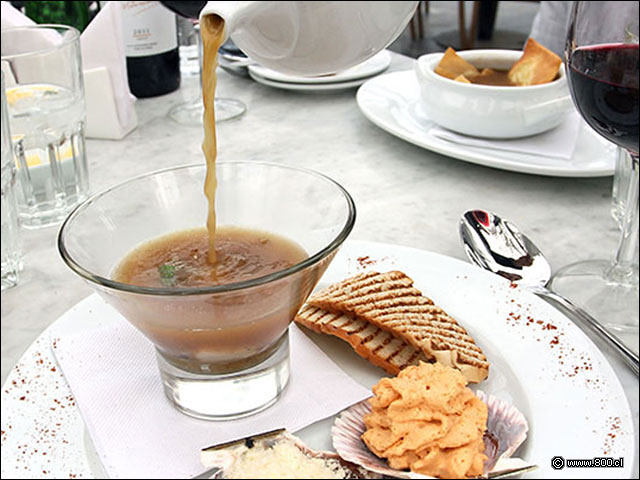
362 362 488 478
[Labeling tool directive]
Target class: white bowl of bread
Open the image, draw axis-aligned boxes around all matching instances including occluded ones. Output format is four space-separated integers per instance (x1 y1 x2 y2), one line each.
415 39 573 139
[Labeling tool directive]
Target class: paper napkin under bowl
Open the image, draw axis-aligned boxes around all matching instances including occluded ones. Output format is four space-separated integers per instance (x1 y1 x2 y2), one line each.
428 110 582 161
52 306 370 479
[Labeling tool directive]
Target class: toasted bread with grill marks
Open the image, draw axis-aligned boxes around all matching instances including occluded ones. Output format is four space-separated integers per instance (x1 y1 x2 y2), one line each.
306 271 489 383
311 271 417 304
295 304 427 375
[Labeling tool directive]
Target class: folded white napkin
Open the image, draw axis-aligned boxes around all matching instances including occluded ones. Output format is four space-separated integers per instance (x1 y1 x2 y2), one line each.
52 311 370 479
429 111 581 160
80 2 137 139
1 1 137 140
0 1 34 27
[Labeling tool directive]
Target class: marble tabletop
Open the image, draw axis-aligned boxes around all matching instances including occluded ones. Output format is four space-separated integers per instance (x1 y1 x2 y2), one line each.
1 52 638 477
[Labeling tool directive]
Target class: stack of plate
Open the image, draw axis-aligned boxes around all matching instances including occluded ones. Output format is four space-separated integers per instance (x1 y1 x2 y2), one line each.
248 50 392 92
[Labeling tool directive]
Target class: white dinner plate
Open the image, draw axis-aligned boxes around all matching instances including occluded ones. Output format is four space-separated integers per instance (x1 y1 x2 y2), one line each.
356 71 616 177
1 240 635 478
248 50 391 85
248 70 369 92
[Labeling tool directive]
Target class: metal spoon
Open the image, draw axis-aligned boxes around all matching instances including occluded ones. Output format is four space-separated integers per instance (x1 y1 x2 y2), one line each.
459 209 639 376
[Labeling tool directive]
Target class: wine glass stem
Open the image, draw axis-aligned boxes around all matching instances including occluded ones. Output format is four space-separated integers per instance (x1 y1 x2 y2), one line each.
606 152 639 286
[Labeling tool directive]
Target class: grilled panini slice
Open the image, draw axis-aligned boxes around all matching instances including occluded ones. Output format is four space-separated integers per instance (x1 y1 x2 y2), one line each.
307 271 489 383
295 304 427 375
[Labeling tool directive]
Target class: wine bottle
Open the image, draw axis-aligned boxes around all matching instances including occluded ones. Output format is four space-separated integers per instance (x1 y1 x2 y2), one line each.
121 1 180 98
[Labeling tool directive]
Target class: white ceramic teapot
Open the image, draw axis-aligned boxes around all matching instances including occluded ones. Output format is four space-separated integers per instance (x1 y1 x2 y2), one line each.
199 1 418 75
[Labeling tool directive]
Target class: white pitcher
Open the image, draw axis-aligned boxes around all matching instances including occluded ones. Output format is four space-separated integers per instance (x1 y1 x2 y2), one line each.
199 1 418 75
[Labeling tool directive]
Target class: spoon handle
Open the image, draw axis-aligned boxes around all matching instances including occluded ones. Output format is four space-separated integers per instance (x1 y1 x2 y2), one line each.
532 287 639 376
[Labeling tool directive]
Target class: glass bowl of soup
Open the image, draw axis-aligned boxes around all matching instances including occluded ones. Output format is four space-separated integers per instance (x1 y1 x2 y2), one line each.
415 49 572 138
58 162 356 420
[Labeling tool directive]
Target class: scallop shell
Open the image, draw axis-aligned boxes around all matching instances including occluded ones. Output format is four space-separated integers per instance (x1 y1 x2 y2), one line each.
331 391 535 479
200 429 382 479
474 390 528 472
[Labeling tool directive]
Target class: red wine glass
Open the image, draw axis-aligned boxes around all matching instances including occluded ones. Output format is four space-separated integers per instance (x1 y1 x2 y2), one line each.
550 1 639 333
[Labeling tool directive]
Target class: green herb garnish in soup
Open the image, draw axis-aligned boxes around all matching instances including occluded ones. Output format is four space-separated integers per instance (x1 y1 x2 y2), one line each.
158 264 177 287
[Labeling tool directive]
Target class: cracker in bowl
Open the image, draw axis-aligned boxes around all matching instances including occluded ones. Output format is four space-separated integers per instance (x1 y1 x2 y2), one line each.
508 38 562 86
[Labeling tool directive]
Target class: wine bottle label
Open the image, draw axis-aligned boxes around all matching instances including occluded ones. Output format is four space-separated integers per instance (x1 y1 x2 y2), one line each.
121 1 177 57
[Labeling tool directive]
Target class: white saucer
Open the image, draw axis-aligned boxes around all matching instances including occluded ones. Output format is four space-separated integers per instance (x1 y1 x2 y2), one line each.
249 71 369 92
356 71 617 177
248 50 391 85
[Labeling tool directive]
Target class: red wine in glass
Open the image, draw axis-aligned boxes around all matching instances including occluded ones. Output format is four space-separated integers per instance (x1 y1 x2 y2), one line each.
567 44 639 154
550 1 639 333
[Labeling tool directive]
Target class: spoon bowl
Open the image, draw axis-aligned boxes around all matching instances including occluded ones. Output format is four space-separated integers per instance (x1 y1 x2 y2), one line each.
460 210 550 287
459 209 638 376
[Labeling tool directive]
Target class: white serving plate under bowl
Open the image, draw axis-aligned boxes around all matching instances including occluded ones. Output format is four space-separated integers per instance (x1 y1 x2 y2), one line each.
415 49 573 139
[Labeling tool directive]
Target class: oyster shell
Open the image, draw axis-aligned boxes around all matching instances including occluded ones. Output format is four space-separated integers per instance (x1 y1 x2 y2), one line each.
331 391 536 479
200 429 381 479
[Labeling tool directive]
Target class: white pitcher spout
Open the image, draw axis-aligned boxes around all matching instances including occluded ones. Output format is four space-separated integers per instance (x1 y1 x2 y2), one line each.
199 1 258 44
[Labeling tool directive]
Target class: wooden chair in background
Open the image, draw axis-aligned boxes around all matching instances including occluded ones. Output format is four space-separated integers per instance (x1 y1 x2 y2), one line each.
409 1 430 40
458 1 539 49
408 1 538 50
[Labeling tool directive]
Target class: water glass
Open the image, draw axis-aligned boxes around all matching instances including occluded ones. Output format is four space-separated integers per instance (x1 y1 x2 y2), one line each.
1 25 89 228
1 72 21 290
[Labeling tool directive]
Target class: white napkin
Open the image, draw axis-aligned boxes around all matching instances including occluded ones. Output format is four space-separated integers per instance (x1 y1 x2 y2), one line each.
0 1 137 140
0 1 34 27
52 312 370 479
429 111 581 160
80 2 137 139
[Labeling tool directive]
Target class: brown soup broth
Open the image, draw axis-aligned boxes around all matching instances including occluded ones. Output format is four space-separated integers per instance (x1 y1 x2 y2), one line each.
200 14 225 263
470 69 513 86
114 227 308 288
467 68 559 86
108 16 315 374
112 227 310 373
